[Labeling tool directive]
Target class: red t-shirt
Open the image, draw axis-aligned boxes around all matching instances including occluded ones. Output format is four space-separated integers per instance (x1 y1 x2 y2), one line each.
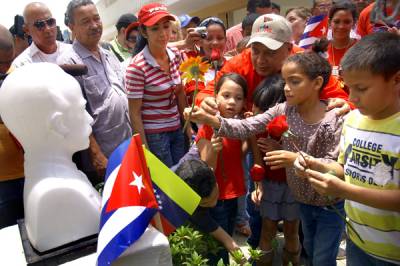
357 3 400 37
196 47 349 110
196 125 246 200
327 40 357 67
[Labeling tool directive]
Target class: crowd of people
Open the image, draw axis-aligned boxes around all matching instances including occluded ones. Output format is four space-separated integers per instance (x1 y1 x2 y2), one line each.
0 0 399 265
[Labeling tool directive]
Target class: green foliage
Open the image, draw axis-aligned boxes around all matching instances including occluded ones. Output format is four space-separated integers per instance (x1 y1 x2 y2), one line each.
168 225 262 266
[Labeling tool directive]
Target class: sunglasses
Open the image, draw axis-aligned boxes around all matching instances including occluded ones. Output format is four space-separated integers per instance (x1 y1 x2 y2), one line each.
33 18 56 31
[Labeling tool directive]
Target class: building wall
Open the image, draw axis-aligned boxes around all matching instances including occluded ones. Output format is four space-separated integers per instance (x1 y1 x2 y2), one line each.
97 0 313 41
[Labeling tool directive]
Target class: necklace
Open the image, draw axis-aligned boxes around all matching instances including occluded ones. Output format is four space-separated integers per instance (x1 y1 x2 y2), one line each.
330 38 354 66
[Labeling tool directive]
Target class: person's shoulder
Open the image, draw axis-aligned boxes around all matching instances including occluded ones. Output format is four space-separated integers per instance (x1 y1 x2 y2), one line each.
226 23 242 35
56 45 80 65
11 45 33 68
224 48 252 71
360 2 374 18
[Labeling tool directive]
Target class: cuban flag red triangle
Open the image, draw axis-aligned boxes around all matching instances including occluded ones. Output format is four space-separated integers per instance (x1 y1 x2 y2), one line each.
106 135 158 212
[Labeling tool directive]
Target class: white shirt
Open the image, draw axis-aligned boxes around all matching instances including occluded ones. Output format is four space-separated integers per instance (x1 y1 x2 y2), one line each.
12 41 70 68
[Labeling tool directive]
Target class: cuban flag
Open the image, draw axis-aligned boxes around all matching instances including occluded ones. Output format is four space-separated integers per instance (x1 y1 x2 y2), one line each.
96 135 159 266
97 134 201 265
299 15 329 49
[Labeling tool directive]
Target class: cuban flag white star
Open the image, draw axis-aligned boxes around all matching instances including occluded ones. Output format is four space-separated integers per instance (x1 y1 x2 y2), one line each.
130 171 145 194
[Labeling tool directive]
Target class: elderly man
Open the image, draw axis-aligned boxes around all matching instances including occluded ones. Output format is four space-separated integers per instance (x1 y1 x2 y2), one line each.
12 2 69 67
58 0 132 183
0 24 24 229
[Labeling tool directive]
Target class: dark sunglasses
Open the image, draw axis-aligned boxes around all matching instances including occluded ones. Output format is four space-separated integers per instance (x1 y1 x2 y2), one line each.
33 18 56 31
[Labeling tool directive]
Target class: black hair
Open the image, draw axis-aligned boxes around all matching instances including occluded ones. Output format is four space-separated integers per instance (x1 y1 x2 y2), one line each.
242 13 261 31
175 160 216 198
247 0 272 13
285 51 332 91
271 2 281 12
199 17 226 35
216 73 248 98
328 0 357 21
252 75 286 112
133 25 148 56
341 32 400 80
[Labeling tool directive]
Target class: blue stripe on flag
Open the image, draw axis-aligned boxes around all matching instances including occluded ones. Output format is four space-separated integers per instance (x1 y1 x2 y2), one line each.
104 138 131 181
97 207 157 266
307 14 325 25
153 183 190 228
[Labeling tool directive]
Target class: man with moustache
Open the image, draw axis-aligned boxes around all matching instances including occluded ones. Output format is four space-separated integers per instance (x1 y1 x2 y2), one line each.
12 2 69 67
58 0 132 184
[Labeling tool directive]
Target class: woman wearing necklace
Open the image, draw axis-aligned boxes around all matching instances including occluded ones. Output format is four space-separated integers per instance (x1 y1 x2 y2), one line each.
327 1 358 77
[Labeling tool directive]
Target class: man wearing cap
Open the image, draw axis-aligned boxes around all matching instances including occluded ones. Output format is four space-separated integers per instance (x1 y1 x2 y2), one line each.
12 2 70 67
58 0 132 183
109 13 138 62
178 14 200 39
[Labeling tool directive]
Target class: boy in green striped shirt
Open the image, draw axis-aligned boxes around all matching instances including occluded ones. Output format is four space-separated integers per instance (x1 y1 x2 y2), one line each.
294 32 400 265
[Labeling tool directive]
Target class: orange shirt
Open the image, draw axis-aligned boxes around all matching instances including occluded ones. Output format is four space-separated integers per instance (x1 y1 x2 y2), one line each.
327 40 356 67
357 3 400 37
0 124 24 181
196 47 349 110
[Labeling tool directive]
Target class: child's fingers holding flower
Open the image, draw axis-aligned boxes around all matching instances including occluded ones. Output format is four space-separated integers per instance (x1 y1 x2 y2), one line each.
184 106 208 124
305 169 346 198
200 97 219 115
257 137 281 153
264 150 297 170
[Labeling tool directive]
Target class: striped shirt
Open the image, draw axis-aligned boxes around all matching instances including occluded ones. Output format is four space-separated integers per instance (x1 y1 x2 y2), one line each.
338 110 400 264
125 46 181 134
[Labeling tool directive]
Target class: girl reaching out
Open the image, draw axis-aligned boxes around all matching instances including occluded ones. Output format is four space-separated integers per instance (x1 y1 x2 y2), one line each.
185 51 346 266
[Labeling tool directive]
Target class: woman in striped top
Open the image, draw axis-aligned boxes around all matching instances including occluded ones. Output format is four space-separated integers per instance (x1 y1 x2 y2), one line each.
125 3 188 167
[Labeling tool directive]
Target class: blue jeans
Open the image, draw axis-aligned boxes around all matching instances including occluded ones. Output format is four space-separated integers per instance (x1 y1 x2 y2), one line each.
146 129 185 168
236 160 250 226
209 198 238 264
346 238 398 266
300 201 345 266
244 152 262 248
0 178 24 229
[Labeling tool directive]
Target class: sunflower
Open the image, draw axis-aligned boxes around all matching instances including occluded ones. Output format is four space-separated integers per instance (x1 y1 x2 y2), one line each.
179 56 210 83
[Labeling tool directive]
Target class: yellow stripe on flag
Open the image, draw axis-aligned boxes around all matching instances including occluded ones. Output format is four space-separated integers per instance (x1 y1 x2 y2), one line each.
144 149 201 215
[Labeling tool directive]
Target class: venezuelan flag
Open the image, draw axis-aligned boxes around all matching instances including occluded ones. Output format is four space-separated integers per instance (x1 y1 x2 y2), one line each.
144 149 201 235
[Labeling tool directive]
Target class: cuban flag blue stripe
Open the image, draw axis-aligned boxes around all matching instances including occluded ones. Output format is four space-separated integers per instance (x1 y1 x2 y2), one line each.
97 207 157 266
99 200 115 229
307 14 325 25
104 138 131 180
153 183 190 228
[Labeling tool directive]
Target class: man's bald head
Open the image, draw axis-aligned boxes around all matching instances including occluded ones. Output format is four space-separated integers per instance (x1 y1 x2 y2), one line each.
23 2 52 23
0 24 14 74
22 2 57 54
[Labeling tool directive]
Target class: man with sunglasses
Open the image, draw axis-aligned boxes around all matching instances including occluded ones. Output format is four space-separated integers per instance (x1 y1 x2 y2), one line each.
58 0 132 185
12 2 69 68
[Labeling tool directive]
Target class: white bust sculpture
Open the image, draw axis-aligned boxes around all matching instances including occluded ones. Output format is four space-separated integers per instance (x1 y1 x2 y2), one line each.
0 63 101 252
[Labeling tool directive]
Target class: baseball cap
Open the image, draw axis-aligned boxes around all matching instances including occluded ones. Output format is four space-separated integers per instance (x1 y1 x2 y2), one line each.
116 13 138 31
247 14 292 50
178 14 200 28
138 3 175 27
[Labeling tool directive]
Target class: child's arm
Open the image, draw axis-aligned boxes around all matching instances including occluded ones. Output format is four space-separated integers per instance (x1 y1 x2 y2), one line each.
210 226 241 254
197 135 223 171
248 136 264 204
305 169 400 212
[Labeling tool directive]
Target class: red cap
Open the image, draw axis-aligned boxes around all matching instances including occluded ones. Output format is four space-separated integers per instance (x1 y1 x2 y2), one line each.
138 3 175 27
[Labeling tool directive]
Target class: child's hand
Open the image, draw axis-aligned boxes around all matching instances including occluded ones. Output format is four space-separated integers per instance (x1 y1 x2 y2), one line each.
305 169 346 198
183 106 209 124
264 150 297 170
200 97 219 115
294 152 312 178
251 183 263 205
243 111 254 118
257 137 281 153
211 134 223 153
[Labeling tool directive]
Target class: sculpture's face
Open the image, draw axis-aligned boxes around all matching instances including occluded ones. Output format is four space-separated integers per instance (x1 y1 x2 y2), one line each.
61 87 93 152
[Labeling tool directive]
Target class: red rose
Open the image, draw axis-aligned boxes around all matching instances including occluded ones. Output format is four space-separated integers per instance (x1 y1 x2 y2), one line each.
211 48 221 61
250 164 265 182
267 115 289 139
